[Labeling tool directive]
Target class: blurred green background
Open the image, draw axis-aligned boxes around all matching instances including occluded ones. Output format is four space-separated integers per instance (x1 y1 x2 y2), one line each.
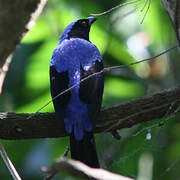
1 0 180 179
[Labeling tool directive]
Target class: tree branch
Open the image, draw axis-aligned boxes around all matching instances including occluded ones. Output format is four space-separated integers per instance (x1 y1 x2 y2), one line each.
42 158 134 180
0 85 180 140
161 0 180 43
0 143 22 180
0 0 47 94
0 0 47 68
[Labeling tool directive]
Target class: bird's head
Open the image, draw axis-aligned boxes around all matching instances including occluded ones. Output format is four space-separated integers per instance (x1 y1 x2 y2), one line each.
60 17 96 43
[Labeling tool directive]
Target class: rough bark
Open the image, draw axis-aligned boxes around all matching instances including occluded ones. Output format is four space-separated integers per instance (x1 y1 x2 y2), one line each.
0 85 179 140
0 0 47 94
161 0 180 43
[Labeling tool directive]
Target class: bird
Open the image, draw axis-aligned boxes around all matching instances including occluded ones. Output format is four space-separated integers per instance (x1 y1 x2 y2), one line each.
50 17 104 168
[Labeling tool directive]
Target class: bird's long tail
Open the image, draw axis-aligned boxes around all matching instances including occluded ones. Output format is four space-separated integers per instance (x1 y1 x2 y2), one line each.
70 131 99 168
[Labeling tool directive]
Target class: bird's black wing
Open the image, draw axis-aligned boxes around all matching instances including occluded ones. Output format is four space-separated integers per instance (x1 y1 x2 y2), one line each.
50 66 71 126
79 60 104 125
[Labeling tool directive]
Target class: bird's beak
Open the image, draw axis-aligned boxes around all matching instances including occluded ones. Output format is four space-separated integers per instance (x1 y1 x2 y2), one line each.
87 17 97 26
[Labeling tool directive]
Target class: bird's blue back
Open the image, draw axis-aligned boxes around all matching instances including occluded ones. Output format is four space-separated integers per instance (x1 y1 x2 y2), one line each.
50 27 102 140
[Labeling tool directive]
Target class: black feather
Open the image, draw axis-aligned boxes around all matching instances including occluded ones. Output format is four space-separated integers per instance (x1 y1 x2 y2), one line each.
79 60 104 124
70 131 99 168
50 66 71 126
69 60 103 168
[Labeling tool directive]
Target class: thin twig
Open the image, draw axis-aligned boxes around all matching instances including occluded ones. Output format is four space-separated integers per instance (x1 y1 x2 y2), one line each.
104 44 179 72
132 100 180 136
62 146 70 158
0 142 21 180
43 146 70 180
160 158 179 177
140 0 152 24
140 0 149 12
91 0 140 16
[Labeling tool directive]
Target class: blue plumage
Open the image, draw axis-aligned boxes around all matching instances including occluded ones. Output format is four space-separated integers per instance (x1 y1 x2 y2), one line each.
51 38 102 140
50 17 104 167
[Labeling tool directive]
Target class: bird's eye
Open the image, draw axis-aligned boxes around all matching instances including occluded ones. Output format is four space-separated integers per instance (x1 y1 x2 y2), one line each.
81 21 87 27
